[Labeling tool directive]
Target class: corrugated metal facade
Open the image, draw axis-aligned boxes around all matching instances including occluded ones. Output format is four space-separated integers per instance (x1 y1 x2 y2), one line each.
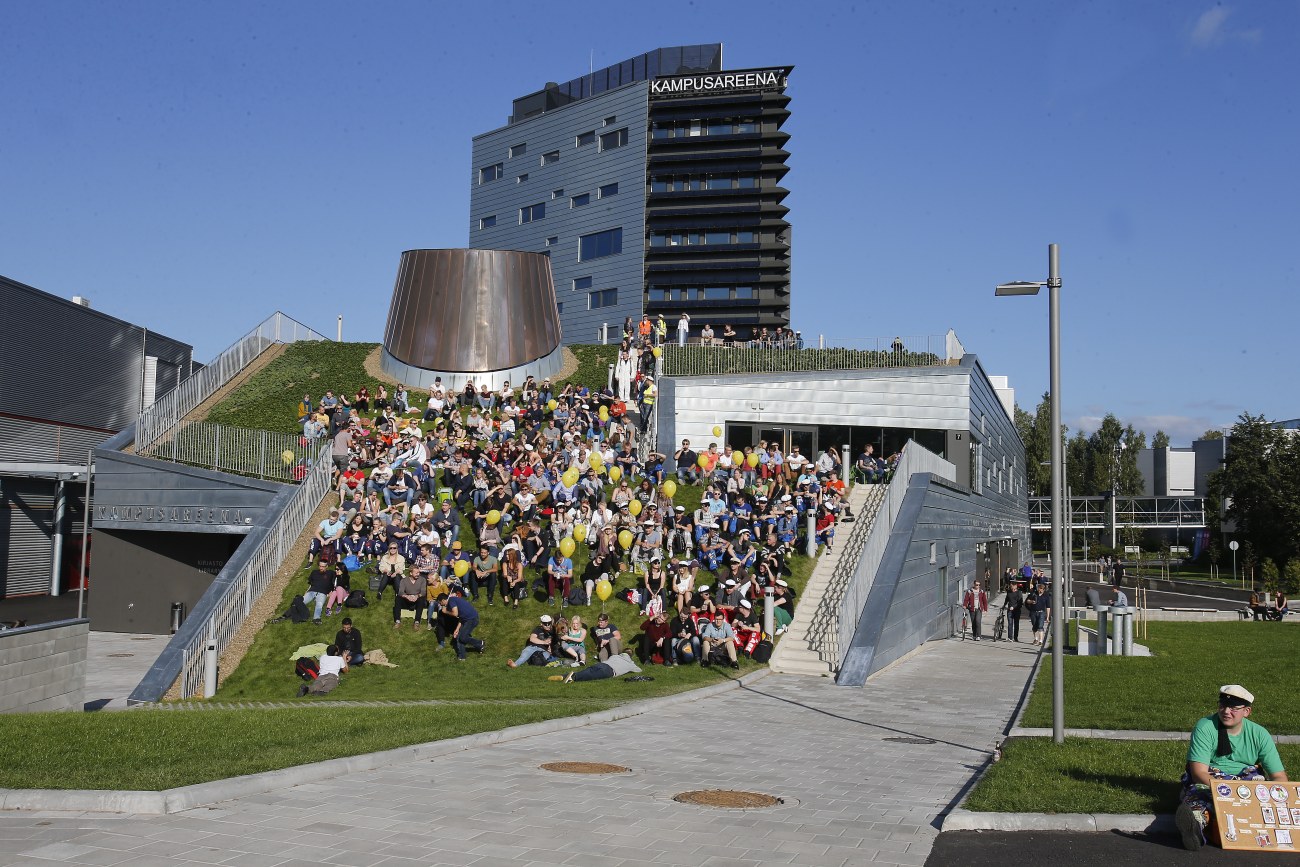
0 477 87 597
0 416 112 463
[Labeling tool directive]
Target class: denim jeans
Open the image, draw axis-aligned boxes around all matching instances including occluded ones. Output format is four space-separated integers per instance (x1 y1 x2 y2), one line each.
303 591 327 619
512 645 552 667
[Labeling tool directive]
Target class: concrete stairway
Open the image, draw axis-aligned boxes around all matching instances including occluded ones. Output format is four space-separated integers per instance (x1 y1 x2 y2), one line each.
770 483 887 677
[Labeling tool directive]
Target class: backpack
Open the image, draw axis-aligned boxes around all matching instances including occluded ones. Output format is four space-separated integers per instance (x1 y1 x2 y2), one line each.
751 639 774 664
286 596 311 624
342 554 362 573
527 650 550 666
294 657 319 681
344 589 369 608
566 584 588 607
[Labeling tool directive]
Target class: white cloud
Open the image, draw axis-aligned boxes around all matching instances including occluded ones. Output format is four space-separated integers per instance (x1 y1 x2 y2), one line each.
1189 6 1262 48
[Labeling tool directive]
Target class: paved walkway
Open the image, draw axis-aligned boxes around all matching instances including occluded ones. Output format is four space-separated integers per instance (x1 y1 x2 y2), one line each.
84 632 170 711
0 637 1039 866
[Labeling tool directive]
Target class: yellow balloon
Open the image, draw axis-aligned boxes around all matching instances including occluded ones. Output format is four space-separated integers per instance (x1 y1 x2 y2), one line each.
652 346 662 358
452 560 470 578
559 537 576 558
609 466 623 482
747 452 760 468
712 425 722 437
662 479 677 498
598 405 609 421
281 449 295 465
573 523 588 542
547 399 557 411
697 454 710 468
562 468 580 487
629 499 642 517
486 509 501 526
595 578 612 601
589 452 604 468
618 530 634 550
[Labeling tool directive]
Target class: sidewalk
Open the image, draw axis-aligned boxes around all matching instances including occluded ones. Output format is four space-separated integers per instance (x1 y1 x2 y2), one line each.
0 637 1039 866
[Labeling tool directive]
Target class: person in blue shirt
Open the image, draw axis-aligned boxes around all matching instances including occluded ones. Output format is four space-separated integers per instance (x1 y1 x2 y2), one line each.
546 550 574 605
437 589 484 660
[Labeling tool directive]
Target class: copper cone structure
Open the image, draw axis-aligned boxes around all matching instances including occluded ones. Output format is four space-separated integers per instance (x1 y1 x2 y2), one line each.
380 249 564 391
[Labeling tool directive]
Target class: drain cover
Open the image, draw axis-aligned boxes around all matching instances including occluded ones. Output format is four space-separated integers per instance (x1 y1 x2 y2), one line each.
883 736 936 745
107 653 134 658
540 762 629 774
674 790 783 808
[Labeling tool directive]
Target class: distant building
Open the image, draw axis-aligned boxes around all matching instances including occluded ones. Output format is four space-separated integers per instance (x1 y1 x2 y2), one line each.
468 44 793 344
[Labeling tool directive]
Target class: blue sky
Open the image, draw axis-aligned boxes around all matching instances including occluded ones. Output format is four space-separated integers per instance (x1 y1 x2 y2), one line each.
2 1 1295 445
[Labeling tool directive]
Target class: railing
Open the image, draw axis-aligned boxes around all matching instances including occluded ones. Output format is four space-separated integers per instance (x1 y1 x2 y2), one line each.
804 484 888 669
1028 495 1207 530
136 312 328 451
129 439 334 703
136 420 322 482
662 329 965 377
833 442 956 672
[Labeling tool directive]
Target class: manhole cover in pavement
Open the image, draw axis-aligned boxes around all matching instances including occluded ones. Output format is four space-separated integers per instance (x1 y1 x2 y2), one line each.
673 790 783 808
107 653 134 658
539 762 630 774
883 736 936 745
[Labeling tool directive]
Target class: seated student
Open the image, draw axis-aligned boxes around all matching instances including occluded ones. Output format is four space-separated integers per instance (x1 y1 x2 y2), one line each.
308 508 347 564
324 562 351 617
638 611 674 666
393 572 424 630
507 614 557 668
699 610 739 669
334 618 364 666
590 612 623 661
670 608 700 665
732 598 763 656
374 542 406 601
561 651 642 683
559 614 588 666
302 560 335 625
1177 684 1288 850
297 644 348 697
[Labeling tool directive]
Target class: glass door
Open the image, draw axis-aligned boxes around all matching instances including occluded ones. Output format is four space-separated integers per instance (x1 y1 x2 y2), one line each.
757 425 818 457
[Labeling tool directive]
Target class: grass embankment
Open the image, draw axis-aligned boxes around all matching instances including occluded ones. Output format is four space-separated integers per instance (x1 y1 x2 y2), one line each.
968 739 1300 814
1021 622 1300 733
0 703 615 791
968 622 1300 814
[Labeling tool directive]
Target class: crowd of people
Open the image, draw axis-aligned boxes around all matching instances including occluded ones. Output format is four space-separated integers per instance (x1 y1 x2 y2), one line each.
291 354 858 673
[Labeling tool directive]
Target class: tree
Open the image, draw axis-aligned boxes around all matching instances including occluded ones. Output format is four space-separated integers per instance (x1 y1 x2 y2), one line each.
1213 413 1300 568
1283 560 1300 597
1066 431 1089 494
1260 558 1280 594
1200 429 1225 441
1153 430 1171 449
1015 393 1054 497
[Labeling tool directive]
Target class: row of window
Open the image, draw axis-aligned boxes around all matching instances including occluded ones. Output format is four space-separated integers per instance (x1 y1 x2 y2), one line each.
649 229 757 247
478 126 628 185
651 118 760 139
478 183 619 230
650 174 759 193
648 285 756 302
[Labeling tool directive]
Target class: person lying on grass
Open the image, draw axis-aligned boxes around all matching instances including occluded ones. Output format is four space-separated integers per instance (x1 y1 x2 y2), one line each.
1176 684 1288 851
298 645 347 697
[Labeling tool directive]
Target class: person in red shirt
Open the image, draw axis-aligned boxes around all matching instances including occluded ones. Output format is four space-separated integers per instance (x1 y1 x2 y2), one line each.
963 580 989 640
338 461 366 505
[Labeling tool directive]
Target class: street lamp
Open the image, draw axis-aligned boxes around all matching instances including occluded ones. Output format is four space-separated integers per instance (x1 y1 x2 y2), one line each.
1111 442 1125 549
996 243 1065 745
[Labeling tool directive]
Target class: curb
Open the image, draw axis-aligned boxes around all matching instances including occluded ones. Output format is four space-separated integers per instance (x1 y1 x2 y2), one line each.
943 808 1175 834
1011 727 1300 744
0 668 771 815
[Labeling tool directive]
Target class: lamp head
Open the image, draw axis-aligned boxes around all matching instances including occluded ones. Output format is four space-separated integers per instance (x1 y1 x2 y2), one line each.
994 281 1045 296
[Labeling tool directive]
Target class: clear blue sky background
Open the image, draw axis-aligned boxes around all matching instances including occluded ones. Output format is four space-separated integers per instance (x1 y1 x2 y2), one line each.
3 1 1295 445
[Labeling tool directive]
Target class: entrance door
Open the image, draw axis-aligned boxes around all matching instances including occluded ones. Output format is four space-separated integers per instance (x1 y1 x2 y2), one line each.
757 425 818 457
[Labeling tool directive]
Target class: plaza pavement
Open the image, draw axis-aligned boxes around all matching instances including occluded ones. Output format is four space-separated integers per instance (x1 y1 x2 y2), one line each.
0 636 1040 866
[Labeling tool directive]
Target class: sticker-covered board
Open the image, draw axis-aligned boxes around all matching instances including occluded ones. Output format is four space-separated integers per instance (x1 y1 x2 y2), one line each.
1211 781 1300 852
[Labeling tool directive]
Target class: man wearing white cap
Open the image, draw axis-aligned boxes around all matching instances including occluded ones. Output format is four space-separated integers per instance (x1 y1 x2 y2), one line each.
506 615 556 668
1177 684 1288 850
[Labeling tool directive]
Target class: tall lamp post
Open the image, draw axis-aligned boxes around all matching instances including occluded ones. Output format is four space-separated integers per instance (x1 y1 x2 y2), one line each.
996 243 1065 744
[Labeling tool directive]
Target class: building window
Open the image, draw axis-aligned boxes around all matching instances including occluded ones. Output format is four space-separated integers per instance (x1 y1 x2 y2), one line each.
556 302 564 314
571 193 590 208
519 202 545 224
541 150 560 166
603 115 616 126
573 276 592 292
579 228 622 261
704 287 729 301
478 163 502 184
576 130 595 147
598 182 618 198
735 286 755 299
706 230 730 245
706 175 733 190
552 189 564 200
588 288 618 309
599 128 628 151
545 236 558 246
517 173 529 184
479 215 497 229
510 143 527 158
738 176 757 188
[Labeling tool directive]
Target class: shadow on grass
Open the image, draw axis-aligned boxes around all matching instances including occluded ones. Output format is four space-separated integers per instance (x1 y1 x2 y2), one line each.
1062 768 1179 813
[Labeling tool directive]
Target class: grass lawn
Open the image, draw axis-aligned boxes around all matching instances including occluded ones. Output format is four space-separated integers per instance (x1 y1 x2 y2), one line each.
966 738 1300 814
1020 622 1300 734
0 702 621 791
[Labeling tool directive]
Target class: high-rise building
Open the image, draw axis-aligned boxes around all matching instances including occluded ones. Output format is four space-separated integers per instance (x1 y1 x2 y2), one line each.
469 45 792 344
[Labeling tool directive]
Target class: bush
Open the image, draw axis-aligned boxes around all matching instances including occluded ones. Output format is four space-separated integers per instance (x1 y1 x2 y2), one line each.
1261 557 1280 593
1283 559 1300 596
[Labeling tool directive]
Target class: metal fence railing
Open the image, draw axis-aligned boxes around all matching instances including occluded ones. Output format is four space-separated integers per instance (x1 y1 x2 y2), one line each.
662 329 965 377
136 311 328 451
127 439 334 703
830 443 956 673
136 420 322 482
803 483 888 670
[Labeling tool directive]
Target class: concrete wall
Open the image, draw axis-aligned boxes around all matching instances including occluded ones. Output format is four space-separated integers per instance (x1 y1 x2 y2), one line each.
0 619 88 713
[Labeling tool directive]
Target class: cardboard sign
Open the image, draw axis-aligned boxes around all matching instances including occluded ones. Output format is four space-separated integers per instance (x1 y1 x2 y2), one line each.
1212 781 1300 852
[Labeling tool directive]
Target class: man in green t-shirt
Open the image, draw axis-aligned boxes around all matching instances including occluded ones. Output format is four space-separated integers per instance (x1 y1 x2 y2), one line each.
1177 684 1288 850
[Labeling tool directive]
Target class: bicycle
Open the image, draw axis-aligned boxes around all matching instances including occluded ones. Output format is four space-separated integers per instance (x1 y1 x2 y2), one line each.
991 604 1006 642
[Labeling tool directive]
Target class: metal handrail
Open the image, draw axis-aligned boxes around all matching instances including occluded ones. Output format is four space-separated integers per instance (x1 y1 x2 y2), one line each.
137 420 321 482
136 311 328 450
803 483 887 668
